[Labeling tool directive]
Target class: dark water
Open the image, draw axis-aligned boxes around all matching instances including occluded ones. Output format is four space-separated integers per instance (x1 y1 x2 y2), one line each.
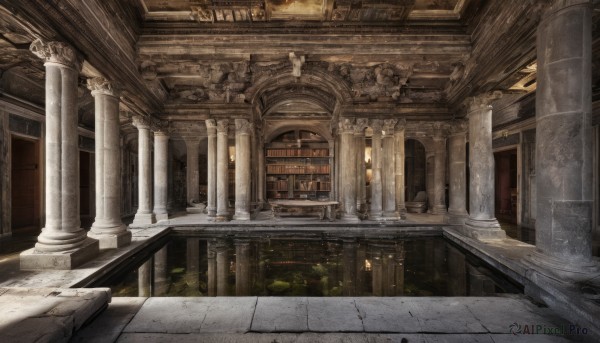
98 235 522 297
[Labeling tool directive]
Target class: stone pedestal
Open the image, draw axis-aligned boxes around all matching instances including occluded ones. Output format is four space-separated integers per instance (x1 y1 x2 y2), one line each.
446 123 469 225
216 120 230 221
21 40 98 270
205 120 217 217
462 92 505 240
339 118 359 221
382 119 398 219
354 119 368 213
132 116 156 226
234 119 252 220
394 120 407 218
153 131 169 222
184 138 201 213
431 127 447 215
369 119 383 219
87 77 131 249
529 0 599 278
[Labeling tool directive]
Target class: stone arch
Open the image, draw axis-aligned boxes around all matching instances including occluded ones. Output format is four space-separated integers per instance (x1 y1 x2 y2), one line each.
264 123 333 144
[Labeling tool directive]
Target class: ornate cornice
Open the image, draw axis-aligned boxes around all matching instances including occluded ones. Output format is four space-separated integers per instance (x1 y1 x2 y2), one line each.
30 39 82 71
87 77 121 97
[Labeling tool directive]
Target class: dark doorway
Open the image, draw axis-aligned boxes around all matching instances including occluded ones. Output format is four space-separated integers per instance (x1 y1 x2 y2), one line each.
405 139 427 203
11 136 41 235
80 151 93 229
494 149 518 224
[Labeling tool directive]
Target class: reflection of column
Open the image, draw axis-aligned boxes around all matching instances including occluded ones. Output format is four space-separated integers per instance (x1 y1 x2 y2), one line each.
426 153 434 213
395 243 405 296
138 259 152 297
446 123 469 225
207 241 217 296
186 238 200 292
205 120 217 217
132 116 156 226
447 245 466 296
462 92 505 240
256 129 265 207
235 240 251 296
216 120 230 221
340 118 359 221
371 249 383 296
185 137 200 211
382 119 398 218
395 119 407 218
87 77 131 248
216 240 229 296
356 244 366 296
21 40 99 269
431 125 447 214
370 120 383 219
468 265 495 296
153 131 169 221
530 0 598 277
382 248 395 296
354 119 368 213
342 240 358 296
154 245 168 296
234 119 252 220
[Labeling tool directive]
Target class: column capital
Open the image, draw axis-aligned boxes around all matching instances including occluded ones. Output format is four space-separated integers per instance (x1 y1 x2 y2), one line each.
154 130 170 138
370 119 383 134
87 77 121 97
432 121 450 139
339 118 355 133
206 119 217 135
394 118 407 132
235 118 253 135
132 115 152 130
354 118 368 135
382 119 398 136
449 119 469 135
30 39 82 71
216 119 229 133
464 91 502 113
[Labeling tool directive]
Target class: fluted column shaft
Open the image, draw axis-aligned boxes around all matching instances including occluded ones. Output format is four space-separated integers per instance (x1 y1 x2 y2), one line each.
394 122 406 218
153 131 169 221
132 117 156 226
431 133 447 214
382 119 397 218
206 120 217 217
88 77 131 248
340 118 359 221
355 119 368 213
216 120 230 221
185 138 200 207
234 119 252 220
446 127 469 224
370 120 383 219
22 40 99 269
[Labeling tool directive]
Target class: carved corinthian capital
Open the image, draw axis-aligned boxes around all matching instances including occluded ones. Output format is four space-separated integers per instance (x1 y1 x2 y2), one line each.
205 119 217 135
370 119 383 134
87 77 121 97
216 119 229 133
235 119 253 135
464 91 503 112
339 118 355 133
30 39 82 70
132 115 152 130
354 118 369 135
383 119 398 136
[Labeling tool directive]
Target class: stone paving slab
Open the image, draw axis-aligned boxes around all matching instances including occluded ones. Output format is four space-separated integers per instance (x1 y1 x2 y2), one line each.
200 297 256 333
407 298 487 333
0 287 110 343
307 297 364 332
251 297 308 332
354 297 421 333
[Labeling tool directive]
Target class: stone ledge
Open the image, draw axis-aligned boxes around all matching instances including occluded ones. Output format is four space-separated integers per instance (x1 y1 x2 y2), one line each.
20 238 99 270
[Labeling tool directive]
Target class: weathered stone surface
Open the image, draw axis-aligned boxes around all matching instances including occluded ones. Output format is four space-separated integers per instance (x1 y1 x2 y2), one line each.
251 297 308 332
307 298 363 332
354 298 420 333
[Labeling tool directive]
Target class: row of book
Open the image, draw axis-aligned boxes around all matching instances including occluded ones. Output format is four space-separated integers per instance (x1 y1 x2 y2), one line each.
267 180 288 191
266 148 329 157
267 165 331 174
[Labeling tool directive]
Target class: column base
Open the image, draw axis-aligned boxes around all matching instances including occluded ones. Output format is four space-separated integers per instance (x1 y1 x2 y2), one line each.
369 210 383 220
397 207 407 220
431 205 447 215
131 212 156 227
341 213 361 222
383 211 400 220
460 217 506 240
524 250 600 282
20 237 99 270
155 212 169 222
446 210 468 225
233 212 250 221
87 227 132 249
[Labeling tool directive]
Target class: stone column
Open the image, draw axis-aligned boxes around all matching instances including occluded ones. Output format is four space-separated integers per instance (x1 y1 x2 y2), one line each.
394 119 407 218
132 116 156 226
382 119 398 218
530 0 598 277
153 130 169 221
87 77 131 249
371 249 383 296
216 120 230 221
234 119 252 220
256 130 266 208
426 152 435 213
462 92 505 240
184 137 200 212
21 40 98 270
205 120 217 217
354 119 368 213
370 119 383 219
339 118 359 221
216 240 229 296
446 122 469 225
235 239 251 296
431 124 447 215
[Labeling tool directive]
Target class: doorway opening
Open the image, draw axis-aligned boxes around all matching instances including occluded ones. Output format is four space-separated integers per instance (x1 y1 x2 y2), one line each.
494 149 518 224
11 136 41 236
405 139 427 212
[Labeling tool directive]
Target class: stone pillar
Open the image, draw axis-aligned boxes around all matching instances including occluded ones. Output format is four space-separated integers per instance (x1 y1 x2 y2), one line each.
153 130 169 221
426 152 435 213
370 119 383 219
431 124 447 215
205 120 217 217
234 119 252 220
462 92 505 240
87 77 131 249
339 118 359 221
132 116 156 226
216 240 229 296
216 120 230 221
154 245 168 296
395 119 407 218
531 0 598 277
184 137 200 212
21 40 98 270
446 122 469 225
138 259 152 297
382 119 398 218
354 119 368 213
235 239 251 296
256 131 266 208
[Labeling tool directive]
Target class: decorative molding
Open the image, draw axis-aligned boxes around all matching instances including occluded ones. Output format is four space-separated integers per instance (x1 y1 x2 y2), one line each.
464 91 503 112
382 118 398 135
216 119 229 133
235 118 253 135
87 77 121 97
29 39 82 70
339 117 355 133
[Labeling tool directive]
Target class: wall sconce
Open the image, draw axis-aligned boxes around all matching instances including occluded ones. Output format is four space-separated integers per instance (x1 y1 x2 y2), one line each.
229 146 235 163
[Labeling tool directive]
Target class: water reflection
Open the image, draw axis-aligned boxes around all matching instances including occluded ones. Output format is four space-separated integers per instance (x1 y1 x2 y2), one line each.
108 236 520 297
